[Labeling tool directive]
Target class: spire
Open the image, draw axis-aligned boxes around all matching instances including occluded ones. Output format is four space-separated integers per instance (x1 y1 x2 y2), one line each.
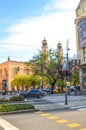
57 41 62 49
44 37 46 41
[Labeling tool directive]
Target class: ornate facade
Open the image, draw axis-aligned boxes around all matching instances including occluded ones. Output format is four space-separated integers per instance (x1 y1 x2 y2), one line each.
75 0 86 91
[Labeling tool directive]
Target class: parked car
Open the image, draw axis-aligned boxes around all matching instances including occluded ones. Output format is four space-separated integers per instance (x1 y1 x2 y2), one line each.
70 86 81 92
43 87 52 94
18 89 45 98
70 86 76 92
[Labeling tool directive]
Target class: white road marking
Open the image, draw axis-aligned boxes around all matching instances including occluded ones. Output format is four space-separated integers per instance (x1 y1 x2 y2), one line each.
70 105 86 109
78 108 86 111
0 117 20 130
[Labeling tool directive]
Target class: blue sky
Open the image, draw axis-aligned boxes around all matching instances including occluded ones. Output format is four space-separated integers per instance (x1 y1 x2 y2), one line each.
0 0 80 63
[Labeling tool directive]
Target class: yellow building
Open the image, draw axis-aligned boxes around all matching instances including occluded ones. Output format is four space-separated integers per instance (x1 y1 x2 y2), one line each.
0 58 32 92
75 0 86 91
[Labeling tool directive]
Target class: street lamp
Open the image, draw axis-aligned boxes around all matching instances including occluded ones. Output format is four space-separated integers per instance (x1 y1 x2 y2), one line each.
40 76 43 89
62 39 70 105
66 39 70 96
38 50 43 89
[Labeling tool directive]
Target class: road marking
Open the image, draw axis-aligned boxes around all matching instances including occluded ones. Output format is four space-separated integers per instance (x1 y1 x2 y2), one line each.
0 117 20 130
47 116 58 119
40 113 51 117
70 105 86 109
78 108 86 111
56 119 69 123
67 123 80 128
35 111 43 114
80 128 86 130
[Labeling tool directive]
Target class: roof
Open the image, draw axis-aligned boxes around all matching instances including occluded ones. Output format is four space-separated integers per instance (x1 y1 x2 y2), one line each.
0 60 26 66
76 0 82 9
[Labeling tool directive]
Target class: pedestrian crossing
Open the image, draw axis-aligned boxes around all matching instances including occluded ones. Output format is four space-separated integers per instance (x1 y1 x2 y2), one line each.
70 105 86 111
44 95 86 103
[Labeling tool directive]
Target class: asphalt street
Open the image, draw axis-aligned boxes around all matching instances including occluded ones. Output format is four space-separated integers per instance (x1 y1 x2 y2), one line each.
0 93 86 130
0 109 86 130
24 94 86 112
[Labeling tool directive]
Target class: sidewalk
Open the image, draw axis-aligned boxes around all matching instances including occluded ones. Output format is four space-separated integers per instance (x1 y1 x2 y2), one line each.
35 100 86 112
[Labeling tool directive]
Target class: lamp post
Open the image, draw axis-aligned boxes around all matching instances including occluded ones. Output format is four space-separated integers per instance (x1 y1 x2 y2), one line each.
66 39 70 96
62 39 70 105
38 50 43 89
62 61 68 105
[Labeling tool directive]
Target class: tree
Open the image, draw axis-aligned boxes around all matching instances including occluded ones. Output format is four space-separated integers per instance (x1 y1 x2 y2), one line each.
29 49 63 94
12 75 31 90
12 74 49 90
70 67 80 86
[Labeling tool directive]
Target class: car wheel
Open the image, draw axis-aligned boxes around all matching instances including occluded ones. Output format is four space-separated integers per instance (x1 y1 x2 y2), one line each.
37 94 43 98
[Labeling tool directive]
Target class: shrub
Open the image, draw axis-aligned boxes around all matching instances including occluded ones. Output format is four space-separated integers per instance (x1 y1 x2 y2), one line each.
9 96 24 102
0 98 9 102
0 104 35 112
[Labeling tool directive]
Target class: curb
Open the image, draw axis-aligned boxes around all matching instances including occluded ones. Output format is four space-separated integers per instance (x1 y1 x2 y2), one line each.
0 109 39 115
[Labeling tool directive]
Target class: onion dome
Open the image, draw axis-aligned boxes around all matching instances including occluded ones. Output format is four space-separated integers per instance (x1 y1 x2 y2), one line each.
42 37 47 46
57 42 62 49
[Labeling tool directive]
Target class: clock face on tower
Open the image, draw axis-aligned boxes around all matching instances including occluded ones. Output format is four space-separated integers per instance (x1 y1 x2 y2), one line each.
83 3 86 11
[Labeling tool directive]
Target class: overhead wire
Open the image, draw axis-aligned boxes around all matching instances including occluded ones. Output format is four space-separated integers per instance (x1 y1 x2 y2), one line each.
0 42 41 48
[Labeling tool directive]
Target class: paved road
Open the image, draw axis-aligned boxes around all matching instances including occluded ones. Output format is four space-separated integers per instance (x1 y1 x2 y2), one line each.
24 94 86 111
0 94 86 130
0 109 86 130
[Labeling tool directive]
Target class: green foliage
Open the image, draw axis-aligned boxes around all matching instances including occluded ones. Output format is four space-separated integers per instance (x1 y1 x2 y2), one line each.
12 75 30 87
70 69 80 86
56 79 63 87
0 98 9 102
9 96 24 101
29 49 62 93
12 74 47 89
0 104 34 112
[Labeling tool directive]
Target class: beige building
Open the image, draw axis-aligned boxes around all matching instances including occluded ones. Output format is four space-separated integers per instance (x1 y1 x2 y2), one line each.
0 58 32 92
75 0 86 91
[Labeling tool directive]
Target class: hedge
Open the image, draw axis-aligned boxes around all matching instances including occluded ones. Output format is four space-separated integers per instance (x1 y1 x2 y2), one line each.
0 103 35 112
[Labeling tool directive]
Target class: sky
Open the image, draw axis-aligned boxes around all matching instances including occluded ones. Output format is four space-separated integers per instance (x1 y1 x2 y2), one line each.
0 0 80 63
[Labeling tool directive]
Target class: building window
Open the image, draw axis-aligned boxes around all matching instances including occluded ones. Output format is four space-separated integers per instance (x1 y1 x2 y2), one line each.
24 69 29 75
44 49 47 52
82 68 86 73
14 67 20 75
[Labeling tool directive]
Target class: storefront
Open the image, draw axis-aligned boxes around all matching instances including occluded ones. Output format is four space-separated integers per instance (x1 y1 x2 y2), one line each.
80 63 86 92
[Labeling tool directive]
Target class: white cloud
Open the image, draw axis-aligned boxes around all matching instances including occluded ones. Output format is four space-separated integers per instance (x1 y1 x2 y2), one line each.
44 0 79 11
0 0 80 62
